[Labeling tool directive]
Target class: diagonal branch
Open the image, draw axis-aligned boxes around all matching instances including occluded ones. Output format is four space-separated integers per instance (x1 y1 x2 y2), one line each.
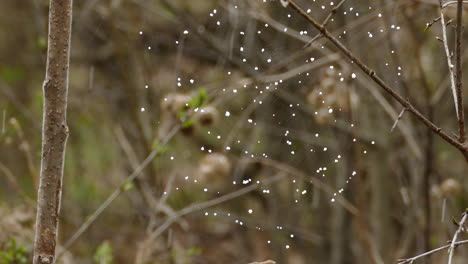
146 172 286 242
286 0 468 161
56 126 180 259
396 239 468 264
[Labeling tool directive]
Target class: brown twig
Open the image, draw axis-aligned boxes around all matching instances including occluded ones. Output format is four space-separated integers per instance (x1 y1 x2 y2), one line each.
286 0 468 161
396 239 468 264
455 0 466 143
303 0 348 48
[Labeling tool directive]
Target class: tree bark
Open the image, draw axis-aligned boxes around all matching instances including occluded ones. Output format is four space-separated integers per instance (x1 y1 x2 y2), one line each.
32 1 72 264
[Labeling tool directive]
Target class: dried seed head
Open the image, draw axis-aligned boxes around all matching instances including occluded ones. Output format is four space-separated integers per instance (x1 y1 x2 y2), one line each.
161 93 191 115
194 106 219 127
440 178 463 197
198 153 231 181
280 0 289 8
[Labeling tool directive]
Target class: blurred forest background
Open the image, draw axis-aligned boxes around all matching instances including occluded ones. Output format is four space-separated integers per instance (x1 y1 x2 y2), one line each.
0 0 467 263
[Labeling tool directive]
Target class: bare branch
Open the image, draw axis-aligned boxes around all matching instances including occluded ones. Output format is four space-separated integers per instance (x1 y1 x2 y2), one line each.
439 1 459 120
146 172 286 242
248 261 276 264
448 210 468 264
397 239 468 264
455 0 466 142
246 157 359 215
442 1 468 8
286 0 468 160
303 0 349 48
33 1 72 263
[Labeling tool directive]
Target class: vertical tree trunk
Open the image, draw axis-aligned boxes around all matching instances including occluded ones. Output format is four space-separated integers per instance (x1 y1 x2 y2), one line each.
32 1 72 264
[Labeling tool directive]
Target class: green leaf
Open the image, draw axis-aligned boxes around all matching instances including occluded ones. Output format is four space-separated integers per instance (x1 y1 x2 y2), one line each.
0 66 25 84
151 139 167 154
37 37 47 49
182 119 194 128
187 88 207 109
186 247 203 256
0 238 28 264
94 241 113 264
178 109 187 122
122 180 134 192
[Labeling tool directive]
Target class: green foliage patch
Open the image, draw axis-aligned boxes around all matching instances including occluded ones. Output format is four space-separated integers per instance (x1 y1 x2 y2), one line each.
0 238 28 264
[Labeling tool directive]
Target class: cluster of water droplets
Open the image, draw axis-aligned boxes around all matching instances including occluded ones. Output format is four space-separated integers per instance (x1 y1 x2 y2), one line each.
131 0 411 251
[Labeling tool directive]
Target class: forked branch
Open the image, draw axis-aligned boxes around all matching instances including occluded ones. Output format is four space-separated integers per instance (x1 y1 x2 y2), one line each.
448 210 468 264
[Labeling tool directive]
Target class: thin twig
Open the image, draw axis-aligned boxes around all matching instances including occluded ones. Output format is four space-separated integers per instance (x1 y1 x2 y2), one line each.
442 1 468 8
258 53 340 83
442 198 447 222
0 80 41 131
56 126 180 258
0 162 36 206
286 0 468 159
391 109 407 132
303 0 349 48
88 66 94 91
455 0 466 143
1 110 5 134
396 239 468 264
245 157 359 215
146 172 286 242
448 210 468 264
439 1 459 120
425 16 441 31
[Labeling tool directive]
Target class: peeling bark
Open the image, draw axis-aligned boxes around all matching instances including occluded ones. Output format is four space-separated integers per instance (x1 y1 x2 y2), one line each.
32 1 72 264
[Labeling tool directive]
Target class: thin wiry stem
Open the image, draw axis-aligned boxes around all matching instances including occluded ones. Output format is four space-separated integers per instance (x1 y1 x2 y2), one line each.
246 157 359 215
303 0 349 48
442 1 468 8
396 239 468 264
455 0 466 143
439 0 459 120
391 109 407 132
448 211 468 264
56 126 180 259
147 172 286 242
286 0 468 161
